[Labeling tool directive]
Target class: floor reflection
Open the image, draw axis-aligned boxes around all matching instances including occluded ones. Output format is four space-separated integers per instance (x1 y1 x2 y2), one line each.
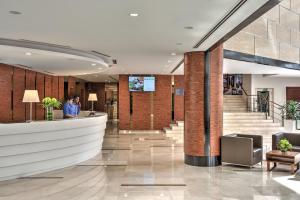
0 121 299 199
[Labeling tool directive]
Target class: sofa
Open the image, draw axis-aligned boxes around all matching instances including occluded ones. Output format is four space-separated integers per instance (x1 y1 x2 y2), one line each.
221 134 263 167
272 132 300 152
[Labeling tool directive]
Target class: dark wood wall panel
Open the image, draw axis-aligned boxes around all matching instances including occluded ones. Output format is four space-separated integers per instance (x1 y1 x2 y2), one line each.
45 75 52 97
58 76 64 101
13 67 26 122
0 64 13 122
36 73 45 120
286 87 300 102
51 76 59 99
68 77 76 97
25 70 37 121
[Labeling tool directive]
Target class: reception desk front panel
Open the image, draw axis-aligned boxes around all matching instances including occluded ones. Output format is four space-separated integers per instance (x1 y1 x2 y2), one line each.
0 114 107 181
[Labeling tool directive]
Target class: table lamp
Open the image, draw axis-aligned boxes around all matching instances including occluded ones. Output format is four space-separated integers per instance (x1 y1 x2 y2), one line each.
22 90 40 122
88 93 98 112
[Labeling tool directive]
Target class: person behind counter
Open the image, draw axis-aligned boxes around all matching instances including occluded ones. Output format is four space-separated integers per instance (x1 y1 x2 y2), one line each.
73 95 81 115
63 96 77 118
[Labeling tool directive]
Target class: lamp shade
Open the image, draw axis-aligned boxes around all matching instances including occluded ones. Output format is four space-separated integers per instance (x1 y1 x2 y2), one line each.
88 93 98 101
22 90 40 102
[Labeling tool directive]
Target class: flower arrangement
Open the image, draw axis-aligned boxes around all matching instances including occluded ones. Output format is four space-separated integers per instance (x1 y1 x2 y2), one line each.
42 97 62 120
278 138 293 153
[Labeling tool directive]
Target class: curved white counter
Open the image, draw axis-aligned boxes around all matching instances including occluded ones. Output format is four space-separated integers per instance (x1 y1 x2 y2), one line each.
0 113 107 181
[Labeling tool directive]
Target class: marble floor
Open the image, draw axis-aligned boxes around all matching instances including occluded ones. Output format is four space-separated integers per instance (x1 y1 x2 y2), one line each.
0 121 300 200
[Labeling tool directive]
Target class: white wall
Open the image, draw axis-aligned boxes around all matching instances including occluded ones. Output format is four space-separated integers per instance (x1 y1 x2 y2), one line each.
251 75 300 105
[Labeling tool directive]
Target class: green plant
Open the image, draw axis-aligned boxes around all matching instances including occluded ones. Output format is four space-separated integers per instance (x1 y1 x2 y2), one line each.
278 138 293 152
280 100 300 120
42 97 61 109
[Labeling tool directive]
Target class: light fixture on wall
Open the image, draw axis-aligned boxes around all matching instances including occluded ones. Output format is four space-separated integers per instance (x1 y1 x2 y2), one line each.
22 90 40 122
88 93 98 112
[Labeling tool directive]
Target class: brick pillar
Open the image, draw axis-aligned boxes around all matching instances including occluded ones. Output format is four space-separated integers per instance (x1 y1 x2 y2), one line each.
184 44 223 166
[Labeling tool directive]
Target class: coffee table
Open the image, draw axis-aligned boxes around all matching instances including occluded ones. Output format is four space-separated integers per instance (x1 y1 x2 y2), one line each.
266 150 300 174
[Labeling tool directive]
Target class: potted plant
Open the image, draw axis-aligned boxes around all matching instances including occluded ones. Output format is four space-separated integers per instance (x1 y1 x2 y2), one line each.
42 97 62 121
277 138 293 153
280 100 300 132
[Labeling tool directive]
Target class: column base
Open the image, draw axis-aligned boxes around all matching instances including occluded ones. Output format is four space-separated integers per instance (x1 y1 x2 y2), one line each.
184 154 221 167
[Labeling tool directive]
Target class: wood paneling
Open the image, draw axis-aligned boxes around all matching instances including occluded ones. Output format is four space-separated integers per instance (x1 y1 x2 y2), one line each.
45 75 52 97
286 87 300 102
25 70 37 121
51 76 59 99
13 68 26 122
0 64 13 122
36 73 45 120
58 76 64 101
68 77 76 97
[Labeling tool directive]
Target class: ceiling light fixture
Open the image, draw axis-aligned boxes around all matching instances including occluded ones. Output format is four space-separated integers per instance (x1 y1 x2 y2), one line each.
129 13 139 17
171 53 176 56
184 26 194 30
91 63 97 66
9 10 22 15
167 60 172 63
25 52 32 56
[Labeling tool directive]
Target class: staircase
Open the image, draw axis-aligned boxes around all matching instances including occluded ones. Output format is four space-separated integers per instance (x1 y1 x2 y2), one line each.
163 121 184 144
223 95 284 151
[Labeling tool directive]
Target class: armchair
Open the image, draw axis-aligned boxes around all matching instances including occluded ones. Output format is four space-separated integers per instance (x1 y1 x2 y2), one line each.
221 134 263 167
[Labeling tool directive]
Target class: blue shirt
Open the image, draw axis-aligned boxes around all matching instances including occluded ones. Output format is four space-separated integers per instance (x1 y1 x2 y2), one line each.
74 104 80 115
63 103 77 116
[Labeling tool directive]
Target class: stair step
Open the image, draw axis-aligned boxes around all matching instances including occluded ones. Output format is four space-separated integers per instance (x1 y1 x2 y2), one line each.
224 123 281 127
224 119 274 123
170 124 184 130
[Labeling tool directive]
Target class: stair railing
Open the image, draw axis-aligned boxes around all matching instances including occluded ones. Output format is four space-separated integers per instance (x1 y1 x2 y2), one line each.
241 86 284 127
241 87 258 112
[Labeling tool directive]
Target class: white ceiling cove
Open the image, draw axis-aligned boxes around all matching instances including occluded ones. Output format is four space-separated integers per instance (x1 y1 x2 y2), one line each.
0 0 270 81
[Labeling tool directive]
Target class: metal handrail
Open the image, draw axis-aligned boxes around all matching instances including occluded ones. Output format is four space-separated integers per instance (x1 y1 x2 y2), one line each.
240 86 284 126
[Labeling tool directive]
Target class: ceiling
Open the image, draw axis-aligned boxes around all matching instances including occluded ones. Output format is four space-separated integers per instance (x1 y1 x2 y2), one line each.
0 0 270 81
224 59 300 77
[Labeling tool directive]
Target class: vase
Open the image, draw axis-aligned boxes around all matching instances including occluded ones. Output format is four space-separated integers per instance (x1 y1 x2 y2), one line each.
46 106 54 121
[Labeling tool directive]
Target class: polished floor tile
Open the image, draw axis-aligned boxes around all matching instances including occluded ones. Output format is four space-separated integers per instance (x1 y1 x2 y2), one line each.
0 121 299 199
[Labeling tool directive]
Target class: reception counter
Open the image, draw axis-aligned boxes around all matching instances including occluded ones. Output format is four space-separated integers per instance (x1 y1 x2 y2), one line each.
0 113 107 181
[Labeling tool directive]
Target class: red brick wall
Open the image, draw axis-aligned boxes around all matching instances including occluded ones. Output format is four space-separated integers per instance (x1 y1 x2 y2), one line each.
0 64 64 123
58 77 64 101
209 44 223 156
153 75 172 130
119 75 130 129
13 67 26 122
118 75 173 130
0 64 13 122
184 51 205 156
132 92 151 130
174 75 184 122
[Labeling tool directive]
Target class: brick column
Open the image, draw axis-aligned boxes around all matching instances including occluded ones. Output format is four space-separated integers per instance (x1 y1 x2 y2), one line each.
184 45 223 166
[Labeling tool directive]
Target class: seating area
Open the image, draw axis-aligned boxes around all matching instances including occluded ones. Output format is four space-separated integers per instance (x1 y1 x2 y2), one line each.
272 132 300 152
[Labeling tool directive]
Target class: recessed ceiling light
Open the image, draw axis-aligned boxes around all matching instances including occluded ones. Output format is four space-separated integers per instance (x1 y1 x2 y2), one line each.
184 26 194 30
171 53 176 56
9 11 22 15
129 13 139 17
91 63 97 66
25 52 32 56
98 67 103 70
167 60 172 63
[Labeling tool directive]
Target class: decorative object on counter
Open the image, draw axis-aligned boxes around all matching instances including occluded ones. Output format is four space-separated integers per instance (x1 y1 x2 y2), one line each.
280 100 300 131
88 93 98 113
42 97 62 121
277 138 293 153
22 90 40 122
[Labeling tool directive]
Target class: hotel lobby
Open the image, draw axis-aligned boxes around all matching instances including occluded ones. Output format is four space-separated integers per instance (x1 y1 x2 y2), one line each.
1 0 300 199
